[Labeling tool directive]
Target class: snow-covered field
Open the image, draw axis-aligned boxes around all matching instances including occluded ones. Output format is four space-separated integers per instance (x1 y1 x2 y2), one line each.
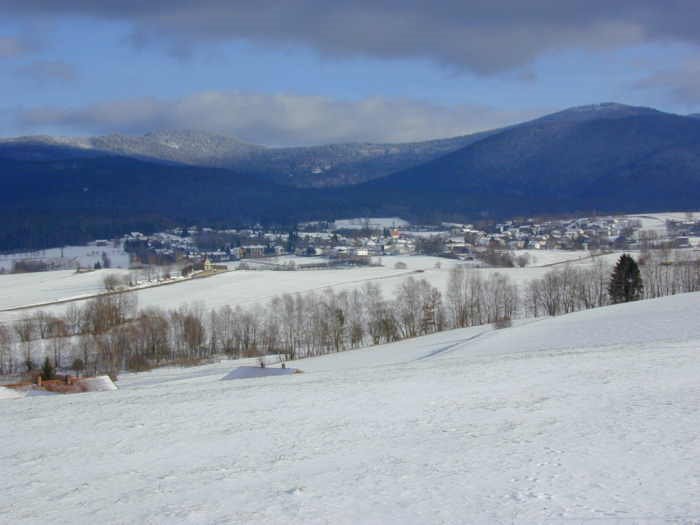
0 252 618 325
1 292 699 523
333 217 409 229
625 211 700 233
0 244 130 272
0 268 130 311
517 249 596 267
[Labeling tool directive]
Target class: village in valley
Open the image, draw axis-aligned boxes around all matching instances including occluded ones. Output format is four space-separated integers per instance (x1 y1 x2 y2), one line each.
115 212 700 270
1 210 699 395
3 211 694 279
3 211 700 522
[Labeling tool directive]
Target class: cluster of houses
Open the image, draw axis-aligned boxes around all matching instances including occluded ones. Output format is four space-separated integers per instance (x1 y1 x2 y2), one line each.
665 217 700 248
481 216 646 252
123 231 273 263
6 213 696 277
116 214 699 270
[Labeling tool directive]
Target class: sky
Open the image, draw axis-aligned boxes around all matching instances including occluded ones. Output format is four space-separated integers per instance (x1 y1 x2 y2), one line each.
1 1 700 146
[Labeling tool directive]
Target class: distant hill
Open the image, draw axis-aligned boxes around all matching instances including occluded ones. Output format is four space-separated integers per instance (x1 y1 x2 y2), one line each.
361 103 700 218
0 129 492 188
0 156 338 250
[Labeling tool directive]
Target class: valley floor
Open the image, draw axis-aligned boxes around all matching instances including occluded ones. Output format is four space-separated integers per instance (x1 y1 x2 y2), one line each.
1 293 699 524
0 251 623 325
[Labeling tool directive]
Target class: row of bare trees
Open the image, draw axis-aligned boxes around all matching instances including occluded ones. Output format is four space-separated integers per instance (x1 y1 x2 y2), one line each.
639 250 700 299
0 293 137 375
525 260 610 317
0 271 519 375
3 249 700 377
446 266 518 328
524 250 700 317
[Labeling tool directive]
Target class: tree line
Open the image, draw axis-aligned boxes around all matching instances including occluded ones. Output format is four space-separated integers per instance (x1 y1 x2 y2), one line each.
1 250 699 378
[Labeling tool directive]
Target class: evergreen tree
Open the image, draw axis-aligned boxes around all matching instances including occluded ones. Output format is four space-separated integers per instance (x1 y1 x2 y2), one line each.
41 356 56 381
608 254 643 303
286 229 298 253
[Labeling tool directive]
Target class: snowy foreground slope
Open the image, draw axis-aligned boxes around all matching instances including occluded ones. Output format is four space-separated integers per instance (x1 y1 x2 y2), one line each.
2 294 700 524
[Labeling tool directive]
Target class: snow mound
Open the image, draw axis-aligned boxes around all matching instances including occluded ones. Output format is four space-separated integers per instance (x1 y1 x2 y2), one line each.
222 366 299 380
452 291 700 360
78 375 118 392
24 388 58 397
0 386 24 400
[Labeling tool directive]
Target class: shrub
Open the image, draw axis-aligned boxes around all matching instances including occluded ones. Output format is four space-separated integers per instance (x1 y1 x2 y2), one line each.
71 358 85 377
127 354 153 372
493 319 512 330
25 358 36 372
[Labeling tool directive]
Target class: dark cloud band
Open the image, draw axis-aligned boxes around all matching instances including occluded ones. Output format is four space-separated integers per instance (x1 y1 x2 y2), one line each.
2 1 700 72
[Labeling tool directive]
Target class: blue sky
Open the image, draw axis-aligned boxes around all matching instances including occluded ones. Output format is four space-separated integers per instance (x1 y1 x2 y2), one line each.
2 2 700 146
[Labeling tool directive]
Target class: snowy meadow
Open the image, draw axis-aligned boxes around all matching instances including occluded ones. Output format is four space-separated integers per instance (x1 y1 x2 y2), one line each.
1 292 699 523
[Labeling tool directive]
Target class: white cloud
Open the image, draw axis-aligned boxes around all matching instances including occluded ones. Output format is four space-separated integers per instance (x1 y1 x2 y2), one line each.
636 60 700 106
16 91 547 145
0 37 28 58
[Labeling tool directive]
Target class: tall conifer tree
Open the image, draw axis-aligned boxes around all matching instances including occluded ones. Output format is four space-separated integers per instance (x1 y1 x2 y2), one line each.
608 254 643 303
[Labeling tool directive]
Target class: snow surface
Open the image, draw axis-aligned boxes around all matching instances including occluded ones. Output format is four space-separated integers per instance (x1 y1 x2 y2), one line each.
624 211 700 233
0 258 445 323
1 292 699 523
0 268 130 311
222 366 299 380
0 386 24 400
517 249 595 267
0 244 130 272
79 375 118 392
333 217 409 229
0 253 623 325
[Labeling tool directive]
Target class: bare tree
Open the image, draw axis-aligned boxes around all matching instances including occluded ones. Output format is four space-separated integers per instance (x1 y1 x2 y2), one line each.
47 318 69 369
135 308 170 364
64 303 82 335
0 324 12 374
363 282 391 345
95 326 131 379
395 277 423 339
103 273 121 291
346 289 366 349
483 273 518 323
215 305 238 357
176 304 207 359
14 318 35 368
31 311 53 339
83 293 137 335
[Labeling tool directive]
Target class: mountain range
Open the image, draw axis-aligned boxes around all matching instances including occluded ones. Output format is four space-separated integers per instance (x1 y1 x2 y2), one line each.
0 128 491 188
2 102 700 250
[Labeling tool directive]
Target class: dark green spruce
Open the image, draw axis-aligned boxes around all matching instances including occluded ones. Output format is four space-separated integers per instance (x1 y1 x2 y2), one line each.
608 254 643 304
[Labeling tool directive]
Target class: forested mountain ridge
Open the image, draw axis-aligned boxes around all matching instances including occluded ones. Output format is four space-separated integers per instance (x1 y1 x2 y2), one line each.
3 103 700 250
0 129 491 188
362 104 700 216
